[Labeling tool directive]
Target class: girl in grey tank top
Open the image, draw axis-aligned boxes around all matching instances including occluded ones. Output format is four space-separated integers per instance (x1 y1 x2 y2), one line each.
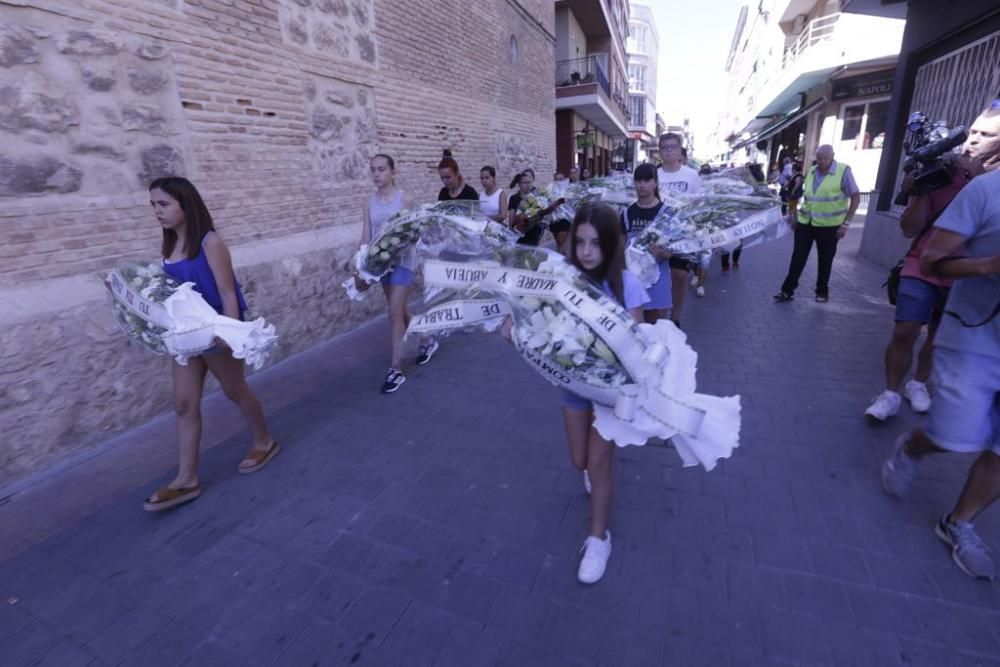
357 154 437 394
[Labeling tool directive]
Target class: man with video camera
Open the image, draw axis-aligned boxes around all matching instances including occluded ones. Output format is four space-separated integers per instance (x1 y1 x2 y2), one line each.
864 125 991 421
882 101 1000 580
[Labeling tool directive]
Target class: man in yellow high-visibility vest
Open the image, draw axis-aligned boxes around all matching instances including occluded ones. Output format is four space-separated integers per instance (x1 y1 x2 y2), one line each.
774 144 861 303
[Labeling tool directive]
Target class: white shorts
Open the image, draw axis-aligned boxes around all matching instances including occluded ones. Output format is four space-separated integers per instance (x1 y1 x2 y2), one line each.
924 346 1000 454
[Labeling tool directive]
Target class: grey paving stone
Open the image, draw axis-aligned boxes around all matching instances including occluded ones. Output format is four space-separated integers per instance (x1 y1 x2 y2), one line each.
500 640 593 667
271 619 352 667
382 602 456 663
295 571 365 622
63 585 142 644
0 620 62 666
86 603 172 665
822 621 904 667
485 546 544 591
781 571 855 623
486 588 552 643
118 618 210 667
434 620 505 667
32 638 101 666
207 594 310 666
537 602 607 660
907 596 1000 656
258 556 327 605
848 587 921 636
758 607 829 664
339 588 410 646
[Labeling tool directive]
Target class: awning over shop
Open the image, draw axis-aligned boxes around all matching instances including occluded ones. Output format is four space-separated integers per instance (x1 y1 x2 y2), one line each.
732 97 825 150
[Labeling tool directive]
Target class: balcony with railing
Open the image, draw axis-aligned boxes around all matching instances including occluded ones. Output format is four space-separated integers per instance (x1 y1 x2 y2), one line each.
555 55 629 136
732 11 904 132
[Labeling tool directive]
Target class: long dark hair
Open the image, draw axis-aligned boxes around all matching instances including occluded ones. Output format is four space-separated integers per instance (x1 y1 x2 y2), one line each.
570 203 626 305
150 176 215 260
509 171 525 189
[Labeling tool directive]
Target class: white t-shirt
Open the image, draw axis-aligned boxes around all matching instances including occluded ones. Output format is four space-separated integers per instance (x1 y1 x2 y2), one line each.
658 165 702 196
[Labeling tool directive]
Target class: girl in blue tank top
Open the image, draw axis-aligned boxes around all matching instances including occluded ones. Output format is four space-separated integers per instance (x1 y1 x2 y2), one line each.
143 176 279 512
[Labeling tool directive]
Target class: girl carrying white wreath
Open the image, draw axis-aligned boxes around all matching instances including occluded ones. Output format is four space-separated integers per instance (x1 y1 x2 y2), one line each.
142 177 279 511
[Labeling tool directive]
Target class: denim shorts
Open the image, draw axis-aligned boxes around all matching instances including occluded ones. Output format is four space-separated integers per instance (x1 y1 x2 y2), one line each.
380 266 414 287
560 388 592 412
895 277 948 324
924 346 1000 454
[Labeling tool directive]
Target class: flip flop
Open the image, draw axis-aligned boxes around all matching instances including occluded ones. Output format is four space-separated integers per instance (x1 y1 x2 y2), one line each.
238 441 280 474
143 485 201 512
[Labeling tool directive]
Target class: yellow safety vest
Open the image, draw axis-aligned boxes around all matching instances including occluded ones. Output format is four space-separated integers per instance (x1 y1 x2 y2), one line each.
798 163 849 227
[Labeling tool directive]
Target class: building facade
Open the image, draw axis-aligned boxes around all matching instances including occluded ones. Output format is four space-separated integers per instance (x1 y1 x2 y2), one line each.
846 0 1000 268
626 2 659 168
721 0 904 188
0 0 556 486
554 0 630 177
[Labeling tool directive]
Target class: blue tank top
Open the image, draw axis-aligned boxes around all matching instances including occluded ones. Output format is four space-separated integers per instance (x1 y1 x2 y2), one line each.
163 232 247 315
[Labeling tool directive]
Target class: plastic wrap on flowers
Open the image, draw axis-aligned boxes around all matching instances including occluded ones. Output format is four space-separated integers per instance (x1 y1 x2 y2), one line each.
701 165 773 197
106 261 278 369
626 194 785 287
405 246 740 471
343 202 519 301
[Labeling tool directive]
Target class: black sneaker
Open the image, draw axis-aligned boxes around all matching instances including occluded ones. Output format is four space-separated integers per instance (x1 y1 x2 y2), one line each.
381 368 405 394
415 340 439 366
773 291 794 302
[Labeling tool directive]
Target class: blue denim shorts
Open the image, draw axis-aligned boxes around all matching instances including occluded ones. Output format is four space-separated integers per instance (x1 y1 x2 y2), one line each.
895 277 948 324
560 388 592 411
380 266 414 287
925 346 1000 454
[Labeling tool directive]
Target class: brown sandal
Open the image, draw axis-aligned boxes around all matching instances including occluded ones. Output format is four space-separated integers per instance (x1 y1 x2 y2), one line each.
143 485 202 512
238 441 280 474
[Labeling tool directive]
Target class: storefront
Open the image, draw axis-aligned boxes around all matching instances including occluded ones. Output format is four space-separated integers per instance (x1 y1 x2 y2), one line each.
826 69 894 192
848 0 1000 268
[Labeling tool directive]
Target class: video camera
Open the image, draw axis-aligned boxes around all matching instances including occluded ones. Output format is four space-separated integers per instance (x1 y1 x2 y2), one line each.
893 112 968 206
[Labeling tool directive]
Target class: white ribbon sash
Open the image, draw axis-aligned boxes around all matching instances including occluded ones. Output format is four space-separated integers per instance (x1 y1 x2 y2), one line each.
415 260 708 438
108 269 172 329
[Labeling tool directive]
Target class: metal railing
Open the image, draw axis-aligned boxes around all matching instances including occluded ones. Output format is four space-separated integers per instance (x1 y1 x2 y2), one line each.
782 13 840 69
556 56 611 98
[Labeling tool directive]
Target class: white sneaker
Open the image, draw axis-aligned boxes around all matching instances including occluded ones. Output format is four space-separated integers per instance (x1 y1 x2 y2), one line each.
865 390 901 421
903 380 931 413
689 274 699 287
696 285 706 297
578 531 612 584
582 470 591 495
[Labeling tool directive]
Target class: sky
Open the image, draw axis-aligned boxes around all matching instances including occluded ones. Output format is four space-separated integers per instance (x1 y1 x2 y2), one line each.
639 0 748 132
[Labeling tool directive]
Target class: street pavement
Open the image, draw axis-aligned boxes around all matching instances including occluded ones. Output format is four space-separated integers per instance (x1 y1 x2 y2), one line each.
2 227 1000 666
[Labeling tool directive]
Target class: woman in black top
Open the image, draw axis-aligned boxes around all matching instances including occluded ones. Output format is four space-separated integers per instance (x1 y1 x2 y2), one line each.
437 150 479 201
623 163 672 324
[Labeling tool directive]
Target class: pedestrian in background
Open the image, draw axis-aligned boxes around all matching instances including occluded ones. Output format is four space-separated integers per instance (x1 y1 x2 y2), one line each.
437 150 478 202
623 163 672 323
773 145 860 303
478 165 507 223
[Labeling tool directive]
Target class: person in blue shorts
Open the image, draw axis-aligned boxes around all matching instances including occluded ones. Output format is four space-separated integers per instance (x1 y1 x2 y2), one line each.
506 203 648 584
356 154 438 394
882 164 1000 580
622 162 672 324
143 177 279 511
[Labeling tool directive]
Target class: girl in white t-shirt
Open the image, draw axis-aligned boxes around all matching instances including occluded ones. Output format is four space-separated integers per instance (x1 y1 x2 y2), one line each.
478 166 507 223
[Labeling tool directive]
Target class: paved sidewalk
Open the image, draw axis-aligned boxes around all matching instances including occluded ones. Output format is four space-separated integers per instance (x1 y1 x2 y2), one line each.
2 228 1000 666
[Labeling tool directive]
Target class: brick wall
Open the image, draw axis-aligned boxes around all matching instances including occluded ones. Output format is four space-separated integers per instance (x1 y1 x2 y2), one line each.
0 0 555 485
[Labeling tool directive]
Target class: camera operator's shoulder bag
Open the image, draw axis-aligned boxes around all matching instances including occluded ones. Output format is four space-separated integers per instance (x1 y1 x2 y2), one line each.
884 208 941 306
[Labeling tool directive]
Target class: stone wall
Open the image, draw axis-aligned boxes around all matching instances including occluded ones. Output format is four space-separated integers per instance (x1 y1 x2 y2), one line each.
0 0 555 486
